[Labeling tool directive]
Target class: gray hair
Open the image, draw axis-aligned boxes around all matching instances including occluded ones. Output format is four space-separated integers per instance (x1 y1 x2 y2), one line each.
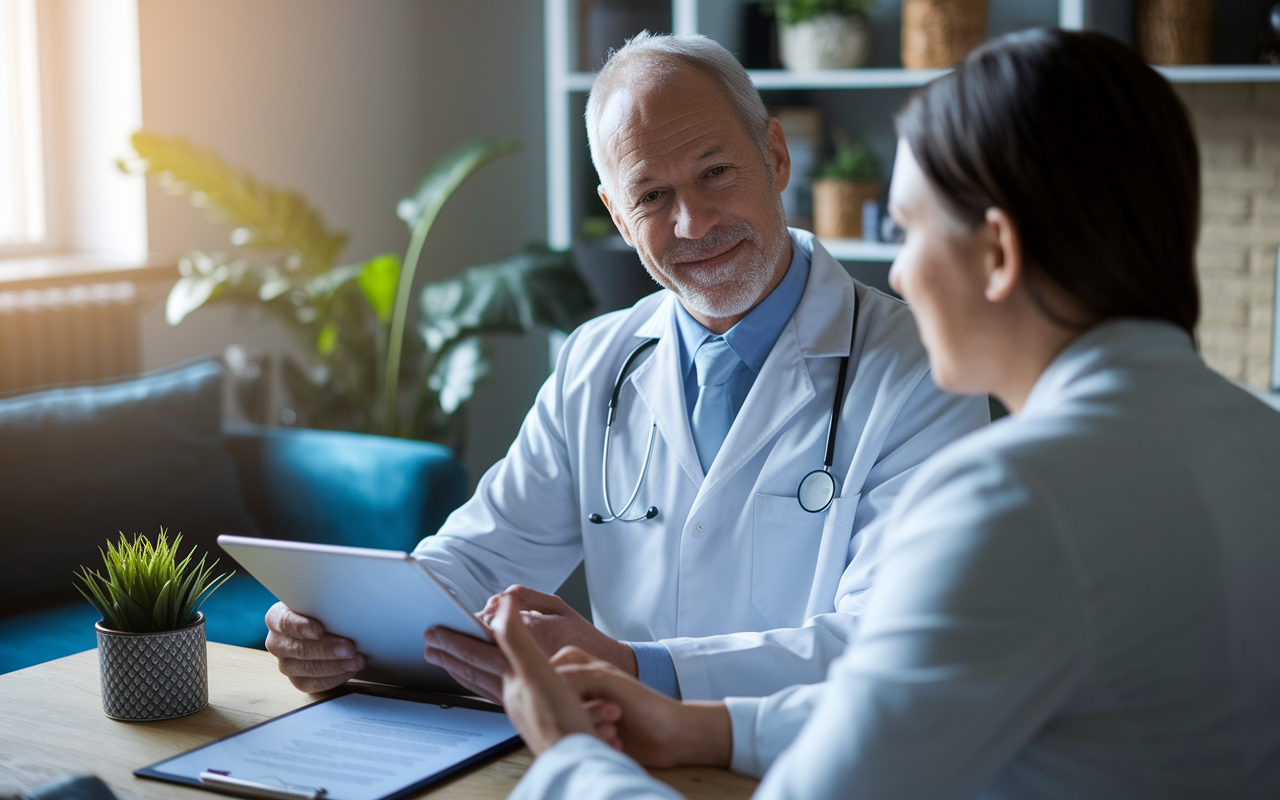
585 32 771 198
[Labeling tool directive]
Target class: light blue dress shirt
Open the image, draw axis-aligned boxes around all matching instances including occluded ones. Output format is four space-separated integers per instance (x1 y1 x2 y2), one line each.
513 319 1280 799
627 234 811 698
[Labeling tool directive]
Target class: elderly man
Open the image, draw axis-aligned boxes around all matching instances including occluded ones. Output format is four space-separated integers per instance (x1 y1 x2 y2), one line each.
264 32 988 702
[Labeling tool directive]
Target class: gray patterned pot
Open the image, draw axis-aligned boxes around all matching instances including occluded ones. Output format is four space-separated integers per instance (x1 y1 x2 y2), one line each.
96 612 208 721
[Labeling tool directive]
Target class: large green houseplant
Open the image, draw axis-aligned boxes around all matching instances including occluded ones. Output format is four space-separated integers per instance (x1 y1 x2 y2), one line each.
121 134 594 444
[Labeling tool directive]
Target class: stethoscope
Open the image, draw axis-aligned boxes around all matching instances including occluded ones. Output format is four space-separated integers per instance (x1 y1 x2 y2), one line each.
588 290 859 524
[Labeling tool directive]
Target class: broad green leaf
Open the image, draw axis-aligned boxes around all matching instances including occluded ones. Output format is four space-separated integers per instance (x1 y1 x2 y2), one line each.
123 132 349 274
306 264 363 297
317 323 338 356
165 252 252 325
358 254 401 322
427 337 489 414
382 139 519 436
166 274 222 326
417 244 594 354
258 268 292 301
396 140 520 233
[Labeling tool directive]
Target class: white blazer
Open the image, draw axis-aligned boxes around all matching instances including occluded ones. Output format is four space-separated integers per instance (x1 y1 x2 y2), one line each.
511 319 1280 799
414 230 989 700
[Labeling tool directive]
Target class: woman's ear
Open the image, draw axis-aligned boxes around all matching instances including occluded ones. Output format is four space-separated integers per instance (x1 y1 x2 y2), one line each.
983 207 1022 304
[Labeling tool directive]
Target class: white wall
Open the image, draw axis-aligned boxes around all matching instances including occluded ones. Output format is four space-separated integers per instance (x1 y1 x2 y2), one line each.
134 0 549 483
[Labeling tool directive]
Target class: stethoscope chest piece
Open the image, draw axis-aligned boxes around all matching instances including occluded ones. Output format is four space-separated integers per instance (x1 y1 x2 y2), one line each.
797 468 837 513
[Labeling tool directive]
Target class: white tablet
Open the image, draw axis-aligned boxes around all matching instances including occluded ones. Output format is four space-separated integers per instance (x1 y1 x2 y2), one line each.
218 535 489 694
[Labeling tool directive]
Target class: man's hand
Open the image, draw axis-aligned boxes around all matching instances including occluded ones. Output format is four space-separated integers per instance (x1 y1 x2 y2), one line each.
425 584 639 703
264 602 365 693
478 585 639 676
492 594 596 756
551 648 733 769
423 626 507 702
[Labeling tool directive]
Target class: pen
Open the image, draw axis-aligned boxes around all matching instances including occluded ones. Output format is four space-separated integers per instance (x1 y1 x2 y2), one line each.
199 770 327 800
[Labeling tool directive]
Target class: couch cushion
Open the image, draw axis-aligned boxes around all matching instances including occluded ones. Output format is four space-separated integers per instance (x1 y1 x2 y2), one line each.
0 359 259 609
0 574 276 674
223 424 467 552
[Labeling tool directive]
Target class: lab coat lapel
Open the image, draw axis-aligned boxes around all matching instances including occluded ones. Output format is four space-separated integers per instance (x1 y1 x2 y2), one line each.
701 237 857 496
630 296 705 488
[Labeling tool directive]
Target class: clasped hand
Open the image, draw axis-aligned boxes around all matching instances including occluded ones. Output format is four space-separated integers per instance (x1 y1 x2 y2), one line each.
489 593 732 767
422 584 639 702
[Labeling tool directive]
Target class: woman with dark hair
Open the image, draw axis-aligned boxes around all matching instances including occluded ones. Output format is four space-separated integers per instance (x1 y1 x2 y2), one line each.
487 28 1280 799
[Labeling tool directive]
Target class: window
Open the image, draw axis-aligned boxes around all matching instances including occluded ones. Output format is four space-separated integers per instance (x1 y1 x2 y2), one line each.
0 0 45 249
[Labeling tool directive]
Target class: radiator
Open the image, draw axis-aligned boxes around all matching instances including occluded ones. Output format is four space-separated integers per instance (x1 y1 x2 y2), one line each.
0 281 140 394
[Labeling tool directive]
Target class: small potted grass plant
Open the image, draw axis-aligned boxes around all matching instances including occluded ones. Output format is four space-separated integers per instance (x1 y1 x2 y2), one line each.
74 530 232 720
772 0 875 71
813 138 882 240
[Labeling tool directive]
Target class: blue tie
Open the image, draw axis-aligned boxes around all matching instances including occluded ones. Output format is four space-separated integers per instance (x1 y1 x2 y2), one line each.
691 338 740 473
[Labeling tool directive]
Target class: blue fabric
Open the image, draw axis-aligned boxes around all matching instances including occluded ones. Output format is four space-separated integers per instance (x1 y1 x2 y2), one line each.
0 575 278 673
0 404 468 674
674 232 811 416
627 640 681 699
0 601 100 674
0 359 259 609
223 424 468 552
690 339 742 472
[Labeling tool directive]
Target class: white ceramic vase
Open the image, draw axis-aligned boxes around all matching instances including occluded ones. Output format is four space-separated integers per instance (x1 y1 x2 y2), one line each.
780 13 871 71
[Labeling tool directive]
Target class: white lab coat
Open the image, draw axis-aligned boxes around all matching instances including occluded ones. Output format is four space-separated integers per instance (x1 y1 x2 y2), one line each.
510 319 1280 800
414 230 989 700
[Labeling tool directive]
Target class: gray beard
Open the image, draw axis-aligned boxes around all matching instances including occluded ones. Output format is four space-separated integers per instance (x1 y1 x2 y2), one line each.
647 213 791 320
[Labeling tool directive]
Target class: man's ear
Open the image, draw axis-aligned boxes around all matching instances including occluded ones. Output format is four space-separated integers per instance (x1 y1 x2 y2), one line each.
599 185 635 248
766 118 791 194
983 207 1022 304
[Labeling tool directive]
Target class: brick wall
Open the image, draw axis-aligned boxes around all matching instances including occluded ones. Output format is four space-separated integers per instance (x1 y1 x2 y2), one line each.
1177 83 1279 390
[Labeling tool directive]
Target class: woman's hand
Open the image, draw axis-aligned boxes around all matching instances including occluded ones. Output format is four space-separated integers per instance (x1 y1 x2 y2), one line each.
492 594 597 756
551 647 733 769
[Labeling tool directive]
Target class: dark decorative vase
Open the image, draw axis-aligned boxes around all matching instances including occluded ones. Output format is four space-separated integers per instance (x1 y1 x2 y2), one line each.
96 612 208 721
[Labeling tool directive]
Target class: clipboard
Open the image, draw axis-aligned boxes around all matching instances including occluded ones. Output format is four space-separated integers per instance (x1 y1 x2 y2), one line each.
136 689 522 800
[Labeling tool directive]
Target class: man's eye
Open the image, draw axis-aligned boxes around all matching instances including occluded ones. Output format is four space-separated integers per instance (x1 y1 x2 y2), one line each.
706 166 728 178
640 190 661 204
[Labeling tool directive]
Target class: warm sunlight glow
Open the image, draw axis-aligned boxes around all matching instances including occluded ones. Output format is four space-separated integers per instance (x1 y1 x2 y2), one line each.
0 0 46 247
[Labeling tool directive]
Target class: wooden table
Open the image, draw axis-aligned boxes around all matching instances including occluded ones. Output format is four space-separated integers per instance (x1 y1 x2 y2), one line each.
0 644 758 800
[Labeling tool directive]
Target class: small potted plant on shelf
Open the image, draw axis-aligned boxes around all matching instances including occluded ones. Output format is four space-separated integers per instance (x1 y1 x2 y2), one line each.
813 138 881 240
74 530 232 721
772 0 875 71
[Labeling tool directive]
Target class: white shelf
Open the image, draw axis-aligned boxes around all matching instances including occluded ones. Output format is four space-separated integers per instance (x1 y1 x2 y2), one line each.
563 64 1280 95
748 68 948 89
1156 65 1280 83
564 68 947 93
820 239 902 262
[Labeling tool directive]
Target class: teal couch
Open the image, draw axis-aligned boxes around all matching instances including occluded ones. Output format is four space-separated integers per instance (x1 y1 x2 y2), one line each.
0 361 467 673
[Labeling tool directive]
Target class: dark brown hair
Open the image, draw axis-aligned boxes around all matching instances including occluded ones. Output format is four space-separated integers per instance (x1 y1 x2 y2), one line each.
896 28 1201 336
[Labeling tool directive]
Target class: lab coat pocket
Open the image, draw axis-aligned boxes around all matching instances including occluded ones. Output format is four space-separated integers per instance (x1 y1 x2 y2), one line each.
752 493 833 629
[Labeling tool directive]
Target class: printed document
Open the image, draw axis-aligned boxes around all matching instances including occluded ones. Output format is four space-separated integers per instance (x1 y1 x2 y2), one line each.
139 692 519 800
